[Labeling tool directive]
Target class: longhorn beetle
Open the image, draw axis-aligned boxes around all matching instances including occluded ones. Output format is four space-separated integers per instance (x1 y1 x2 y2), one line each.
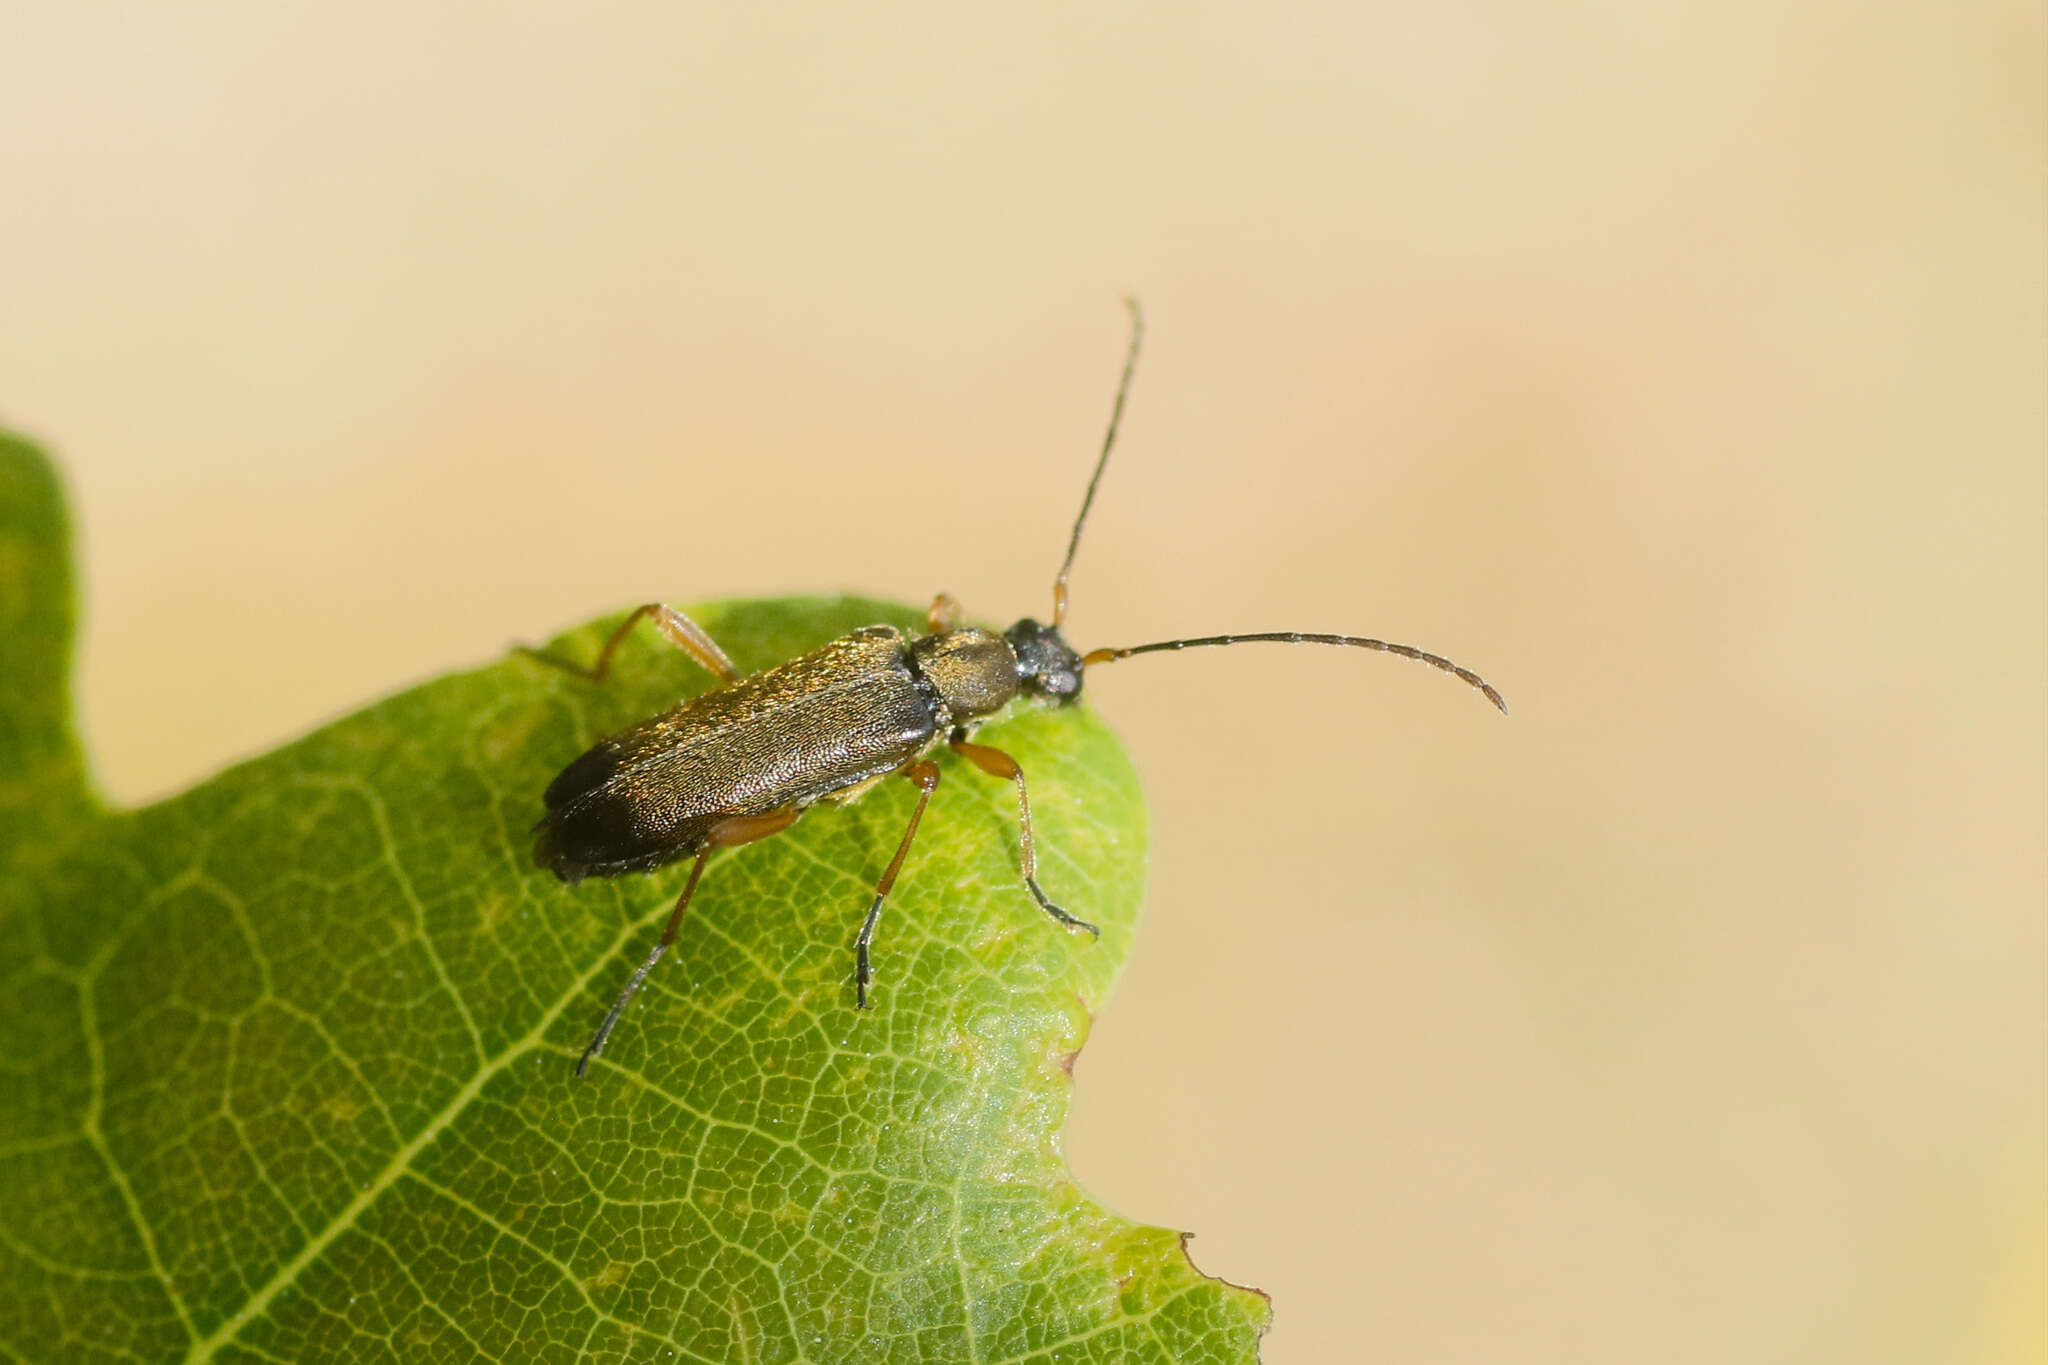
533 302 1506 1078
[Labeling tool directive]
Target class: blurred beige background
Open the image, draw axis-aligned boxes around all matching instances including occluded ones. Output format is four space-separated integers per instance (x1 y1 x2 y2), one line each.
3 3 2041 1362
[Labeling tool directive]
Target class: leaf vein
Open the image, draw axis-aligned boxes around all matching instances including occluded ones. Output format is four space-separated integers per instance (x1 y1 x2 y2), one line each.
405 1169 716 1365
78 963 200 1347
176 875 686 1362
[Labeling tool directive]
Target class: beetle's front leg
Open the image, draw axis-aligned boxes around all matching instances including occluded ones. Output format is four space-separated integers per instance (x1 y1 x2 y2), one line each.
947 729 1100 938
524 602 742 687
925 593 963 634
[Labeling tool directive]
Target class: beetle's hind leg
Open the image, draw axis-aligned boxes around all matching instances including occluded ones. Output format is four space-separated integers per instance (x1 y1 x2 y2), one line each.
854 761 943 1008
523 602 742 687
574 849 710 1079
947 730 1100 939
574 805 799 1079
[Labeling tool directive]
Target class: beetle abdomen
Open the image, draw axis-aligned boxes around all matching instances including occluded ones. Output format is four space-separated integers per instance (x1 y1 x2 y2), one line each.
535 741 721 882
535 626 940 882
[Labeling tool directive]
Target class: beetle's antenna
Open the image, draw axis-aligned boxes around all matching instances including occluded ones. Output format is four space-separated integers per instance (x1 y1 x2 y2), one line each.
1052 297 1145 628
1082 632 1509 713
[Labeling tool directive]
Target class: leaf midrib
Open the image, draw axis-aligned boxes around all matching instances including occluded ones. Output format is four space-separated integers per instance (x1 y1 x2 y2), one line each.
177 867 704 1363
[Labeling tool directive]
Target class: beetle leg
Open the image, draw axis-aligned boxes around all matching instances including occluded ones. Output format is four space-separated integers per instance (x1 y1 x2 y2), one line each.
574 805 800 1078
925 593 964 634
947 730 1100 938
524 602 742 687
854 761 943 1008
575 848 710 1079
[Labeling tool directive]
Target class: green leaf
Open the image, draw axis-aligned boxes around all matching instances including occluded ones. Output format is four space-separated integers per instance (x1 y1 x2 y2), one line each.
0 434 1270 1364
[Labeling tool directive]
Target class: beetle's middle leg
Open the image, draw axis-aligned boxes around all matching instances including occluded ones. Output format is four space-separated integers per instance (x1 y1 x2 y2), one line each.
525 602 742 687
947 729 1100 938
574 805 799 1078
854 761 943 1008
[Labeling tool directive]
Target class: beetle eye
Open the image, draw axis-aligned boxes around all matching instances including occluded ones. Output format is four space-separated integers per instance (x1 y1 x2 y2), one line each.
1024 665 1082 704
1005 617 1085 703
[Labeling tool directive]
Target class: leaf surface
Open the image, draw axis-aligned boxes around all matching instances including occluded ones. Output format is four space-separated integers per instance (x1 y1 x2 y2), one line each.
0 434 1269 1363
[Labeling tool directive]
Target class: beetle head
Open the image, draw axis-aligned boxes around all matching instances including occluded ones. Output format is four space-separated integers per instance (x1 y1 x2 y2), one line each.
1005 618 1085 704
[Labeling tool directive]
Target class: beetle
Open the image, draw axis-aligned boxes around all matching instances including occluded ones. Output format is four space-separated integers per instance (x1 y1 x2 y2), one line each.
532 302 1506 1077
